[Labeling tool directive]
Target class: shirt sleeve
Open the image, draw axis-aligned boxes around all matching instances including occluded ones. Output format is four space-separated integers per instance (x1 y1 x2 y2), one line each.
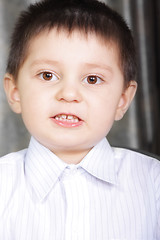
0 153 24 240
152 160 160 239
0 160 14 240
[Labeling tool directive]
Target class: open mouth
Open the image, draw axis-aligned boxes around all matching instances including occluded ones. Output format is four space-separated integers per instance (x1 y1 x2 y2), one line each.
51 114 83 128
54 114 80 123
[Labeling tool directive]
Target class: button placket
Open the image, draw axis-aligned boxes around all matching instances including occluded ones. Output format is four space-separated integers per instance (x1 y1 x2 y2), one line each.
61 167 90 240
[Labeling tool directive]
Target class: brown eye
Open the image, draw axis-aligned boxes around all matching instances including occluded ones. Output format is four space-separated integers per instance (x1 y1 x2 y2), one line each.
87 76 98 84
39 72 58 81
42 72 53 81
83 75 103 84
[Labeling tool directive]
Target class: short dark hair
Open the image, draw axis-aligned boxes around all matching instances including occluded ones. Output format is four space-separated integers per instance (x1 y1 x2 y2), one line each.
6 0 137 85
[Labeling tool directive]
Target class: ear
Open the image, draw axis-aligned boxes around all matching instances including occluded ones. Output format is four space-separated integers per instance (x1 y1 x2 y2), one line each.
3 73 21 114
115 81 137 121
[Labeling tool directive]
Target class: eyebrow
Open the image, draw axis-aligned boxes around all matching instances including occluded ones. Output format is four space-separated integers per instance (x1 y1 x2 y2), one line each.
30 59 60 67
30 59 113 74
83 63 113 74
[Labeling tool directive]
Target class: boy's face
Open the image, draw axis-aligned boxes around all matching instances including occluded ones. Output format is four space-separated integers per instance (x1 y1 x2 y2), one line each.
4 29 137 163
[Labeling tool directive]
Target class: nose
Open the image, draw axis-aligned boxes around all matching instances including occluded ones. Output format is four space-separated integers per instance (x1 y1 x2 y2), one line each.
55 81 82 103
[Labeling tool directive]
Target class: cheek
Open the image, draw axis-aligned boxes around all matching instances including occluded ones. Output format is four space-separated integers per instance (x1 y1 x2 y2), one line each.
89 92 112 114
88 92 120 125
20 86 47 109
19 94 44 126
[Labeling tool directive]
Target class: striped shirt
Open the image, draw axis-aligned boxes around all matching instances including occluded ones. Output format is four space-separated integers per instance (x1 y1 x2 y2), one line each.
0 136 160 240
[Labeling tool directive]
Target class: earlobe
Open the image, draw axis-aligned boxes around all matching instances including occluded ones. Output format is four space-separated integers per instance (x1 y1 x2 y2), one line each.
115 81 137 121
3 73 21 114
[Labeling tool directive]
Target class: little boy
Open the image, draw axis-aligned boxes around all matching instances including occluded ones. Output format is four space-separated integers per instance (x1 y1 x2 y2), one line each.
0 0 160 239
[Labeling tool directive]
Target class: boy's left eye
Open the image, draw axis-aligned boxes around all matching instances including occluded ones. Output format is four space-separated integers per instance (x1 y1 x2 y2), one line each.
83 75 103 84
39 71 58 81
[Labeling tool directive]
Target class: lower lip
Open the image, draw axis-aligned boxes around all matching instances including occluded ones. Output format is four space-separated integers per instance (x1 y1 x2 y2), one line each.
51 118 83 128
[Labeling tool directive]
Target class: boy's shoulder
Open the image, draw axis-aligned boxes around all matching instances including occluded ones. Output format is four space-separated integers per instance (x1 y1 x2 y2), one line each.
113 146 160 161
0 149 27 166
0 149 27 216
112 146 160 178
0 149 27 183
113 146 160 164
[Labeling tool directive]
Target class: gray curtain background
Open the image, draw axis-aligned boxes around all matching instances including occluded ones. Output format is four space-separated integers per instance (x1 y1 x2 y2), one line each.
0 0 160 157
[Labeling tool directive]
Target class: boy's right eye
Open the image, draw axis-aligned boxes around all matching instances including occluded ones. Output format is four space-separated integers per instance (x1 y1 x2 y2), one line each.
39 71 59 81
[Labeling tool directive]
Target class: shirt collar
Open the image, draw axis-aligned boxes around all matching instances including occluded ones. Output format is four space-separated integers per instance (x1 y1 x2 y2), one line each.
25 137 67 202
25 137 118 202
80 138 118 185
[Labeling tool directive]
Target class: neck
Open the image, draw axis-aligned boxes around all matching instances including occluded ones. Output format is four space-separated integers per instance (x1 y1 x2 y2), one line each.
52 148 92 164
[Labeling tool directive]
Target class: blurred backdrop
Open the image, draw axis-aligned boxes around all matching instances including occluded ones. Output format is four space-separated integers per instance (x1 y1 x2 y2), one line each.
0 0 160 157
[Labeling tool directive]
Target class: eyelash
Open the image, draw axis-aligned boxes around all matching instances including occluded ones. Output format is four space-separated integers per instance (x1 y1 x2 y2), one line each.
83 75 103 85
38 71 59 82
38 71 104 85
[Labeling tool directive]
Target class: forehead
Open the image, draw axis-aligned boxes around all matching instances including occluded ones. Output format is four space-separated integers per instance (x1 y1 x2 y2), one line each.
24 28 121 70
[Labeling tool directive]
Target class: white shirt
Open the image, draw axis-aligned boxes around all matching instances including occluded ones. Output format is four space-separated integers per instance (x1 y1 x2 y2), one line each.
0 137 160 240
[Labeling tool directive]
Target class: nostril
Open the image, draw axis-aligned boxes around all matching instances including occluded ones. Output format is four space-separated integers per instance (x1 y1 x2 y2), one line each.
56 86 82 103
